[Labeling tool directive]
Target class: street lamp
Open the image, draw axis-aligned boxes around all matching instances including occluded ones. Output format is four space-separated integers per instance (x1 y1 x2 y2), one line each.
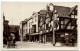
49 3 55 46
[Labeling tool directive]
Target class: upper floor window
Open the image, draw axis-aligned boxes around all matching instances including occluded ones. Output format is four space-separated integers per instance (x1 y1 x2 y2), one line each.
35 16 36 22
26 23 27 27
29 22 30 27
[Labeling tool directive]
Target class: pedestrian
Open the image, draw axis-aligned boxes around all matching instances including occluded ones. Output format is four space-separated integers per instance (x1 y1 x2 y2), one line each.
72 38 75 46
65 36 69 46
3 37 7 45
7 35 12 48
13 36 16 48
3 37 7 48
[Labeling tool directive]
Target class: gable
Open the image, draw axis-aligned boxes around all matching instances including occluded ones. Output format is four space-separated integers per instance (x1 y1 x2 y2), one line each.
69 5 77 15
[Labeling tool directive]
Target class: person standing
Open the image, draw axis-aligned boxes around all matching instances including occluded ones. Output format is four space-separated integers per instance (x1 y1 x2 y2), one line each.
7 35 12 48
13 36 16 48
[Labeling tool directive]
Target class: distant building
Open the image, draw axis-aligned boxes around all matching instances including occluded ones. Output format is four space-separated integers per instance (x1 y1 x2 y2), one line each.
9 25 20 41
3 14 9 45
28 12 39 42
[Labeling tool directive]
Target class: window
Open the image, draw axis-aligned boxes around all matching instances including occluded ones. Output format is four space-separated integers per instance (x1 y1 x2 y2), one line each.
54 14 57 20
26 29 27 33
32 25 36 33
35 16 36 21
26 23 27 27
29 22 30 27
46 18 50 24
71 15 74 18
71 20 76 26
74 10 77 15
46 24 48 30
29 29 30 33
42 25 44 29
67 26 71 29
61 24 64 29
64 19 69 25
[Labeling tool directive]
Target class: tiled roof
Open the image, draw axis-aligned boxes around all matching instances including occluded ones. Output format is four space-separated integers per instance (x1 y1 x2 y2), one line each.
54 5 71 17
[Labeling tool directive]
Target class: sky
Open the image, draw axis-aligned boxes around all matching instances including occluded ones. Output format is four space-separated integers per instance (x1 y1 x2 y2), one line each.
1 2 78 25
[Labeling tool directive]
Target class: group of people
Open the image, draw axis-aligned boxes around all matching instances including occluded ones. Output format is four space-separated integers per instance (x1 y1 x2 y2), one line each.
3 33 16 48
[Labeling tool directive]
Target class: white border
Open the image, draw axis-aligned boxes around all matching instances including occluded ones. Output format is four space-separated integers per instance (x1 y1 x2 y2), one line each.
0 0 80 51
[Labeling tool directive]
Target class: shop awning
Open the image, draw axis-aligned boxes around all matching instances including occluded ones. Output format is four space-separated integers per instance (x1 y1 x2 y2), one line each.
30 33 40 35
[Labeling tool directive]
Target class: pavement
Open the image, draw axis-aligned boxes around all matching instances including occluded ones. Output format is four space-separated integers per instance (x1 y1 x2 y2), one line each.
15 41 54 48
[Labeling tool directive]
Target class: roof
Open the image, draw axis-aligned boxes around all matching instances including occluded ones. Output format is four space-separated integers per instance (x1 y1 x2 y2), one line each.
9 25 19 27
54 5 71 17
39 5 72 18
69 5 77 15
9 25 19 33
4 20 9 23
39 10 47 15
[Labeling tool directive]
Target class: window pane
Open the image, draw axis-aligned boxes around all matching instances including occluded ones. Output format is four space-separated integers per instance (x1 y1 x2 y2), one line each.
61 25 63 29
61 21 63 24
64 19 69 25
71 15 74 18
67 25 71 29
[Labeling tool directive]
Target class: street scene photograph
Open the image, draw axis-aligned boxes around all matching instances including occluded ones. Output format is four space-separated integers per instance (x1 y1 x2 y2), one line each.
2 2 78 50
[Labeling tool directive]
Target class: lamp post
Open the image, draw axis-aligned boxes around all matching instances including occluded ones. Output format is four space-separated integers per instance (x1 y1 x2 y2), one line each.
49 3 55 46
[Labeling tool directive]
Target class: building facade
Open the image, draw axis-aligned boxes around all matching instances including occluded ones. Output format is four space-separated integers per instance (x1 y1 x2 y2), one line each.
19 12 39 42
19 4 78 46
38 5 77 46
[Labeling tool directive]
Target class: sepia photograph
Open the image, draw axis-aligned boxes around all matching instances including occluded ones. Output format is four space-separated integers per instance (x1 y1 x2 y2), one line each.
1 2 78 50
